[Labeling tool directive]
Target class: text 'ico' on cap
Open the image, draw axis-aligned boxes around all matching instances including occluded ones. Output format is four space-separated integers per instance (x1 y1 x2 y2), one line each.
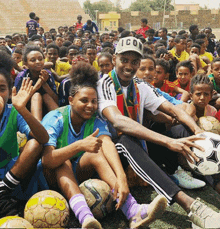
115 37 143 57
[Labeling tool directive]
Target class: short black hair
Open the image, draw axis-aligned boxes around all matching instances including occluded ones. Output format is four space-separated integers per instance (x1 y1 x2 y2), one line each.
196 34 207 40
141 18 148 24
23 45 44 63
190 43 201 52
189 24 198 33
155 48 168 58
82 44 96 54
174 35 186 43
159 28 168 34
211 57 220 68
46 43 60 54
176 60 194 73
195 39 205 46
156 59 170 74
59 46 68 58
146 29 155 35
29 12 36 19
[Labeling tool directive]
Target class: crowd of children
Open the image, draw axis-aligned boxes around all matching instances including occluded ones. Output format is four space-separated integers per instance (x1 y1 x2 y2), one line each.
1 13 220 228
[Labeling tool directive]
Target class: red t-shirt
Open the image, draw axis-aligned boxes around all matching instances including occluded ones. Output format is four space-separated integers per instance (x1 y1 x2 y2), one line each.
173 79 190 92
136 26 150 38
75 22 83 31
152 80 176 95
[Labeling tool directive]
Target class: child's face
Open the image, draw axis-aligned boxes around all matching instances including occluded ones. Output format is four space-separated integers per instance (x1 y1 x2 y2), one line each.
146 33 154 40
154 65 167 84
86 48 97 64
12 53 22 64
69 87 98 121
67 49 79 63
74 39 82 47
190 47 200 55
176 66 191 87
98 56 113 75
168 37 175 49
0 39 6 46
211 61 220 82
46 39 53 46
175 39 186 52
200 43 206 54
55 37 63 47
191 84 212 109
136 59 155 83
25 51 44 72
46 48 59 64
0 74 10 108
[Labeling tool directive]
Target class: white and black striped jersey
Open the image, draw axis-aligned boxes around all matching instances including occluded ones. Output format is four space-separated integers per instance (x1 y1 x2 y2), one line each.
97 74 166 125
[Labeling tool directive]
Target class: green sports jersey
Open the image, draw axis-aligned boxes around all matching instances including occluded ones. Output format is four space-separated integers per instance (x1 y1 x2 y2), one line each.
0 106 19 168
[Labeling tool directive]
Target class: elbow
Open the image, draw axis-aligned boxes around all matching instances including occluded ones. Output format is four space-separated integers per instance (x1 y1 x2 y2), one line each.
38 134 49 145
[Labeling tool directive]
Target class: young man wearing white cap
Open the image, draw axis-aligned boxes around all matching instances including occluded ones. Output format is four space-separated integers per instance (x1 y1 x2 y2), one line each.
97 36 220 228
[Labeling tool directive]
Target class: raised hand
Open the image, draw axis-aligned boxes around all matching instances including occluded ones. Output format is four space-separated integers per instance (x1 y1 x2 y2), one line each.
80 128 103 153
12 77 33 111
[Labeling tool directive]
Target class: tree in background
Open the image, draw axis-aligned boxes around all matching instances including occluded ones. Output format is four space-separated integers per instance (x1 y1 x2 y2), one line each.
127 0 174 12
83 0 121 20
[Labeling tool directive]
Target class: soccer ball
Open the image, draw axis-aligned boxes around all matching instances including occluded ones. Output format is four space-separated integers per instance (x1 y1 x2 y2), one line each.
24 190 69 228
188 132 220 175
79 179 114 219
197 116 220 134
17 131 27 149
0 216 33 228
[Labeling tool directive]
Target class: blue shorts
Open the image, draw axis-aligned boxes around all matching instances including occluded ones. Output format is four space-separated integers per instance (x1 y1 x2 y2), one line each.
0 157 49 200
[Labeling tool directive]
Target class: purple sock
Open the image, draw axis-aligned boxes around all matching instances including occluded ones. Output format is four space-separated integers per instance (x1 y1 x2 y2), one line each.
115 192 149 220
69 193 94 225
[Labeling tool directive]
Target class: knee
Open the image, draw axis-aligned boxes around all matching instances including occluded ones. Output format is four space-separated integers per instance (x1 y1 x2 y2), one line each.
24 139 43 156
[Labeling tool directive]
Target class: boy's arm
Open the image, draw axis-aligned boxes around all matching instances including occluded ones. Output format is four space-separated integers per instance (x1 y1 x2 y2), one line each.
12 78 49 144
98 134 129 209
102 105 203 163
173 86 190 102
26 27 29 37
158 100 202 134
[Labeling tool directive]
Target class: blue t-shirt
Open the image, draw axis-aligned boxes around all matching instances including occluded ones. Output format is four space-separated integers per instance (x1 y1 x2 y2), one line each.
42 105 111 148
14 69 57 96
82 22 98 33
26 19 39 38
156 88 183 105
0 104 30 137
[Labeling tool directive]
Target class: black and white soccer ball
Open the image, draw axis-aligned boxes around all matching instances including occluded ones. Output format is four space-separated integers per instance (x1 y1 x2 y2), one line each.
188 132 220 175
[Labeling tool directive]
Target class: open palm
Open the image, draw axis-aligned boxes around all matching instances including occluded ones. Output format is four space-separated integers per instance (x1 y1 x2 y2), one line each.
12 78 34 111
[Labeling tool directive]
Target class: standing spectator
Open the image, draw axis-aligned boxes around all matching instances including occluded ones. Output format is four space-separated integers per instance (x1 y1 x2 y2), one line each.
74 15 83 32
158 28 170 41
136 18 151 38
189 24 199 42
26 12 39 39
83 20 98 33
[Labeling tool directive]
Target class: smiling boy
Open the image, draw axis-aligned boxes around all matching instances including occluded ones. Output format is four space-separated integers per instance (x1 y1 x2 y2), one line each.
97 36 220 228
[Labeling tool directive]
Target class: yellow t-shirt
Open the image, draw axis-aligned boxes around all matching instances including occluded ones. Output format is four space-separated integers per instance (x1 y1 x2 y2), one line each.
200 52 213 62
45 59 71 91
93 60 100 71
170 49 189 62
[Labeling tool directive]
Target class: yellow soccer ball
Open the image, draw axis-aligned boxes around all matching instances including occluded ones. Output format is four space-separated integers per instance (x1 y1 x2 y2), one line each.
197 116 220 134
17 131 27 149
0 216 33 228
24 190 69 228
79 179 114 219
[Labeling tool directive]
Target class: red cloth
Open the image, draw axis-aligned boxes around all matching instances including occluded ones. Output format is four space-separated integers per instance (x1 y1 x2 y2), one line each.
215 110 220 121
136 26 151 38
152 80 176 95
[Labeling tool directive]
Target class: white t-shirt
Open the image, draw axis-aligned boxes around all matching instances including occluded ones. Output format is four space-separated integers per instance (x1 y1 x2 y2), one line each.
97 74 166 125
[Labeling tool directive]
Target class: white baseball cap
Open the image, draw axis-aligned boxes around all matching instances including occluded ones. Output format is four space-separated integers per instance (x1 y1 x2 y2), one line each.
115 37 143 57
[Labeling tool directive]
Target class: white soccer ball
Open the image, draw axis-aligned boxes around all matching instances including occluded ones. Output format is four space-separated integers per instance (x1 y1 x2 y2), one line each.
188 132 220 175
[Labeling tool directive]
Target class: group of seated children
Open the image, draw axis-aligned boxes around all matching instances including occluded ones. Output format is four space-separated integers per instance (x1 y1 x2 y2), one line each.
1 22 220 229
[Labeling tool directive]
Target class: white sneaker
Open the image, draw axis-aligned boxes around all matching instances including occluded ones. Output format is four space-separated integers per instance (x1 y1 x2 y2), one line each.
173 166 206 189
189 198 220 229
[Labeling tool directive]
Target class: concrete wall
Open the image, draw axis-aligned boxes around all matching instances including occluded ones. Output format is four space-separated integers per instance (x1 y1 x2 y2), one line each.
109 10 220 31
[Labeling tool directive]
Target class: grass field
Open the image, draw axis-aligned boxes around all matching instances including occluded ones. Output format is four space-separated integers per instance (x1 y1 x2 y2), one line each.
66 184 220 229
